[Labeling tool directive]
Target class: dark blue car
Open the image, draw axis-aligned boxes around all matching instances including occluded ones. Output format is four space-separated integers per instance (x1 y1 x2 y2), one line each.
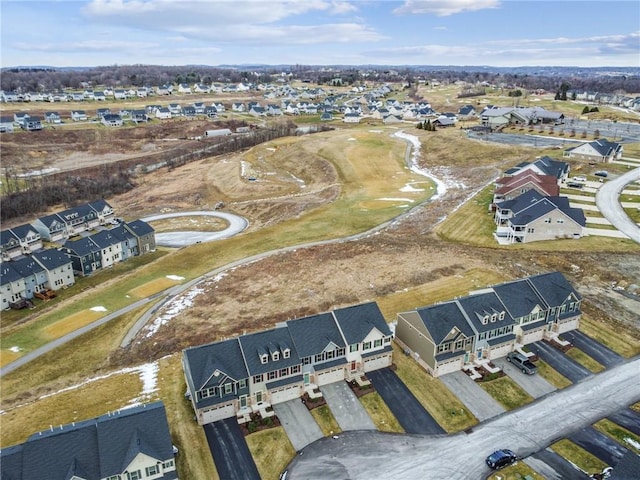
486 449 517 469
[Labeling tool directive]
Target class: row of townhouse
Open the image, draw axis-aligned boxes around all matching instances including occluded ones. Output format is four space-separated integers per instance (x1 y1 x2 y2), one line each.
395 271 582 377
182 301 393 425
149 101 225 120
568 90 640 111
492 157 586 244
1 401 178 480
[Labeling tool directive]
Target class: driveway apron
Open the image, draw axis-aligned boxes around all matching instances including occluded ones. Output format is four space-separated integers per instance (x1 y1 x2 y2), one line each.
203 418 260 480
493 358 556 398
531 341 591 383
320 381 376 431
439 371 505 422
563 330 624 368
273 399 324 451
526 448 591 480
568 426 631 467
366 368 445 434
608 408 640 436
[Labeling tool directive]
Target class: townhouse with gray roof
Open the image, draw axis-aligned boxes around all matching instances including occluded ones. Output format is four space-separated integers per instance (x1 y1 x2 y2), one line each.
183 301 393 425
124 220 156 254
563 138 623 163
8 223 43 256
30 249 75 291
395 271 581 377
0 229 22 261
494 189 586 243
61 237 103 276
503 156 570 183
0 401 178 480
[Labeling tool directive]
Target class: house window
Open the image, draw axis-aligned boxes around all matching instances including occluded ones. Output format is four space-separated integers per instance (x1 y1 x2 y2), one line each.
163 460 174 468
314 354 324 363
253 374 263 383
126 471 142 480
283 348 290 359
271 351 280 361
337 347 346 356
302 357 311 365
527 228 534 233
482 315 489 325
238 379 247 389
107 476 120 480
291 365 301 374
145 465 159 476
490 314 497 323
350 344 358 353
268 371 277 380
384 337 391 344
326 350 335 360
224 383 233 394
260 354 268 364
499 311 505 321
374 339 383 348
280 367 289 377
557 219 564 224
544 218 551 223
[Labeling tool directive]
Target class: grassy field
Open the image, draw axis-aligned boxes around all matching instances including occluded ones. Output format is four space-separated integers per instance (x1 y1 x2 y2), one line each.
579 316 640 358
486 462 545 480
246 427 296 480
377 267 506 320
147 215 229 233
128 275 185 298
478 376 534 410
535 360 572 389
310 405 342 436
359 392 404 433
391 344 477 432
42 308 106 340
593 419 640 455
565 347 606 373
550 439 608 474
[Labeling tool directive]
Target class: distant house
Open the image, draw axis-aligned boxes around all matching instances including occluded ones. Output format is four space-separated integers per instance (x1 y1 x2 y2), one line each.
44 112 61 124
563 138 623 163
395 271 582 377
8 223 43 256
131 109 149 122
178 83 192 94
0 229 22 261
503 156 570 184
458 104 477 119
491 171 560 208
433 116 455 127
343 112 361 123
1 90 19 102
96 108 111 119
204 106 218 118
101 113 123 127
182 106 196 118
0 116 15 133
156 107 172 119
183 301 393 425
232 102 245 112
89 230 123 268
22 116 43 131
124 220 156 254
70 110 88 122
320 111 333 121
12 256 48 302
32 214 67 242
494 190 586 243
57 204 100 237
113 88 127 99
0 263 27 309
0 401 178 480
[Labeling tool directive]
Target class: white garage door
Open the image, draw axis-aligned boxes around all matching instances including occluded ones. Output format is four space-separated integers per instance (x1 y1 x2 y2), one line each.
363 353 392 373
270 384 302 404
435 357 463 376
316 367 345 386
200 402 235 424
523 328 545 345
557 319 579 334
489 343 512 360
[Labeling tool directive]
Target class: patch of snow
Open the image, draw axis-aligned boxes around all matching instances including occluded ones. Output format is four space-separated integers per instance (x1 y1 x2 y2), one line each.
378 197 414 202
624 437 640 450
9 346 21 353
17 167 59 177
143 285 204 339
348 137 357 141
266 147 276 151
166 275 185 281
400 183 425 192
369 130 383 133
90 306 107 312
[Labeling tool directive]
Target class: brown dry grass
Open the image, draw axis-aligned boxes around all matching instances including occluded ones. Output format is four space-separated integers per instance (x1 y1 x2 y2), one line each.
42 308 105 339
128 276 184 298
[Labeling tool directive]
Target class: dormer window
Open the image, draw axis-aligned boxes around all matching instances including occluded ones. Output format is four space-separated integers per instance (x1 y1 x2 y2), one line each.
482 315 489 325
271 351 280 361
499 311 506 321
260 354 268 364
283 348 290 359
490 314 497 323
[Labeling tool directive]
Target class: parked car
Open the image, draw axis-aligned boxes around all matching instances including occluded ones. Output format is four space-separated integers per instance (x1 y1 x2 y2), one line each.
506 352 538 375
594 170 608 178
486 449 518 470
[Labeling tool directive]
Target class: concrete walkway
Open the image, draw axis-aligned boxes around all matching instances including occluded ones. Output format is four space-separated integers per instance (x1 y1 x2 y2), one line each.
320 382 376 431
439 371 505 421
273 399 324 451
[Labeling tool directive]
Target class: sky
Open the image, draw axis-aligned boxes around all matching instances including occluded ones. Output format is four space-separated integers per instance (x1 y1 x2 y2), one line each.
1 0 639 68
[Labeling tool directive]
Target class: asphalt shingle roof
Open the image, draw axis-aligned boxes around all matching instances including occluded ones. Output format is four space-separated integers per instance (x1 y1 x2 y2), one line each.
527 271 582 307
455 291 515 333
492 278 546 319
416 301 475 344
183 338 249 392
332 301 391 345
238 327 299 376
31 249 72 270
286 312 345 358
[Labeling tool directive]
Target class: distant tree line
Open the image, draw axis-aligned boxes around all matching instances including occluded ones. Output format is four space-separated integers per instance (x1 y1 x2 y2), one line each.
2 65 639 95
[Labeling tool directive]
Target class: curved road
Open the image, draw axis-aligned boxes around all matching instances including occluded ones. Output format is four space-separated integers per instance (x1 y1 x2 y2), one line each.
285 357 640 480
595 166 640 244
142 211 248 247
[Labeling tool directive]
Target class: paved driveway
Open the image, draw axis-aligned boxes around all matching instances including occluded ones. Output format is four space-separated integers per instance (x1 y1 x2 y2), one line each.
366 368 444 434
563 330 624 368
595 166 640 244
608 408 640 436
531 341 591 383
439 371 504 421
203 418 260 480
273 399 324 451
526 448 591 480
493 358 556 398
320 381 376 431
568 426 630 467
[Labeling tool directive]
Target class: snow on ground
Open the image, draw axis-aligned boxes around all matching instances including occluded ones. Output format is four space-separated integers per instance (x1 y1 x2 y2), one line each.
378 197 415 203
143 285 205 339
1 360 163 415
625 437 640 450
392 131 467 199
90 306 107 312
166 275 185 281
9 346 21 353
348 137 357 141
400 183 425 192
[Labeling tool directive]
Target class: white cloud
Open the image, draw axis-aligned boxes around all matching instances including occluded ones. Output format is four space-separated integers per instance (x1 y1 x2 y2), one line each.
11 39 159 52
394 0 501 16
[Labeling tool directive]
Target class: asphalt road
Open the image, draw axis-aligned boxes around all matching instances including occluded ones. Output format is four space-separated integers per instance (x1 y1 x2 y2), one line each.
531 341 592 383
526 448 591 480
366 368 445 434
284 357 640 480
141 210 249 247
608 408 640 437
568 425 630 467
595 166 640 244
563 330 624 368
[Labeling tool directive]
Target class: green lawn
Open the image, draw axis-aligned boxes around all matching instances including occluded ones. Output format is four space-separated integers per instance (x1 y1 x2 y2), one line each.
478 376 534 410
551 439 608 475
359 392 404 433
